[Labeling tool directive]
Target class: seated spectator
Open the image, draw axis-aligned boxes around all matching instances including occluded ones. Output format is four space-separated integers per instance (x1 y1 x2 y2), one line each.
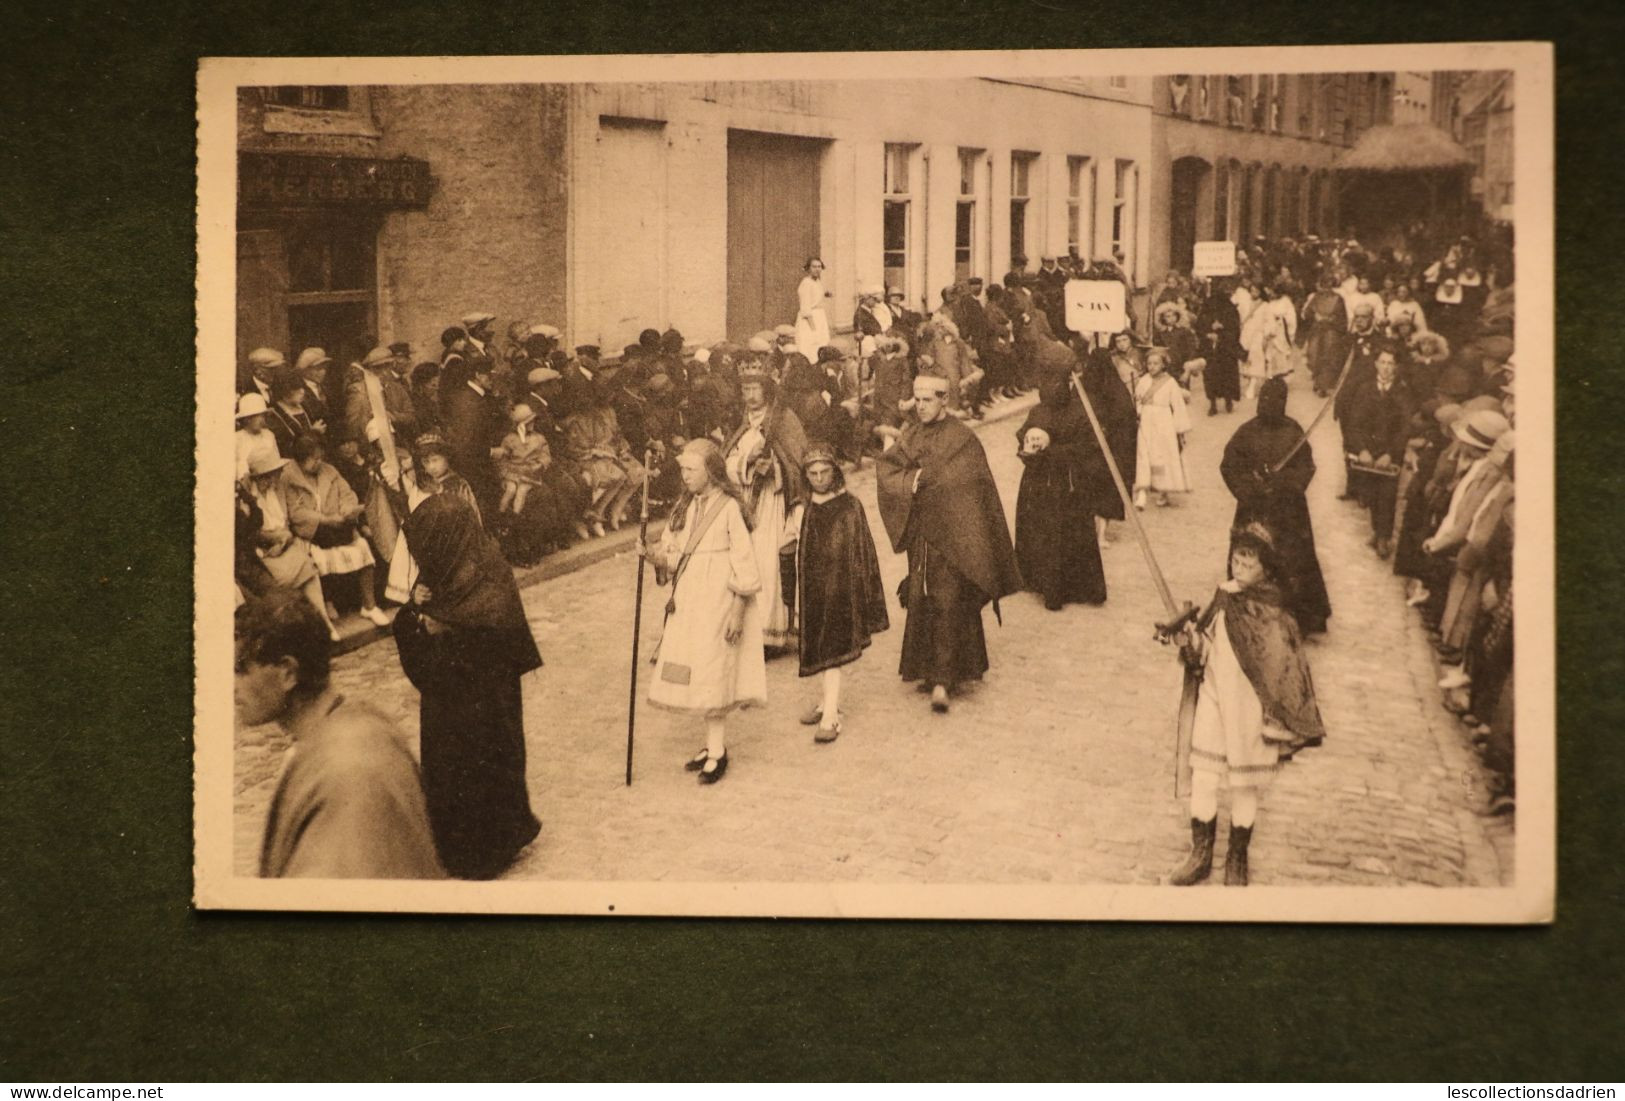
240 449 337 640
281 434 391 628
563 381 645 537
266 365 320 456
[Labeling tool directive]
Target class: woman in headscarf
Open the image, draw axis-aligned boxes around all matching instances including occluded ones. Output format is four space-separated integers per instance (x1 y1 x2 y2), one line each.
392 494 542 879
1219 377 1331 636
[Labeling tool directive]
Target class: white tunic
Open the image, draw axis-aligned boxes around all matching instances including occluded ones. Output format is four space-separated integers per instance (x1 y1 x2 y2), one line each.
795 275 832 361
649 490 767 716
1134 373 1192 493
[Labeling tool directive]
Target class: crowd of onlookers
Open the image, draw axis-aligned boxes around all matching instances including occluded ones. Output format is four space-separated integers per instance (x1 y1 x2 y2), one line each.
234 226 1517 815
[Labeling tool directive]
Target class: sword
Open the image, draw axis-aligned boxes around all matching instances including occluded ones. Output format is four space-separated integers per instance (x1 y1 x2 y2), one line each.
1264 344 1357 478
1067 370 1197 799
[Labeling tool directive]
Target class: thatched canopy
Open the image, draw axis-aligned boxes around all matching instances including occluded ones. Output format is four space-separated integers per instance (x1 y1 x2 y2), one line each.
1334 124 1474 172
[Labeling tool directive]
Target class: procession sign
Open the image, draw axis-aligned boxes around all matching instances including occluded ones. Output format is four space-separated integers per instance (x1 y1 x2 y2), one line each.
1192 240 1238 278
1064 278 1127 333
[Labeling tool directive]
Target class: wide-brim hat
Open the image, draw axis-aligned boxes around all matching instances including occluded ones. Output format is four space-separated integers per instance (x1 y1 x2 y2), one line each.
528 323 561 340
236 392 269 419
526 366 562 385
247 451 287 477
1454 409 1510 449
460 311 496 328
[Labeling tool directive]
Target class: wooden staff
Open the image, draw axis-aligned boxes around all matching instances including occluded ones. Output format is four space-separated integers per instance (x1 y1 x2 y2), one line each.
625 446 656 787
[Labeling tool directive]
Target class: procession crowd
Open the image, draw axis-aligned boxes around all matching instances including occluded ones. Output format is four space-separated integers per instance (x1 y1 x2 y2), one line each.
234 225 1520 885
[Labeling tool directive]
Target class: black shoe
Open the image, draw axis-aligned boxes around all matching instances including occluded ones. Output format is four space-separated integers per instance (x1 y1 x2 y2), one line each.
1169 817 1217 886
698 751 728 784
1224 824 1253 886
1044 595 1064 612
683 748 710 772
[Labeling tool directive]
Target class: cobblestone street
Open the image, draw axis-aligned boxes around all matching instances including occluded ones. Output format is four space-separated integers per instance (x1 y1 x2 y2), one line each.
233 367 1513 888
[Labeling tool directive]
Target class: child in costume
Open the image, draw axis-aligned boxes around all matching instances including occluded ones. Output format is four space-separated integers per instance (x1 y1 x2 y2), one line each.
1166 522 1325 886
794 443 890 743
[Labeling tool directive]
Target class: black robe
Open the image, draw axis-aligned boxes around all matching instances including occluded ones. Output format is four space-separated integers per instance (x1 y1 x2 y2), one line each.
877 415 1021 688
1014 405 1106 607
796 491 890 676
393 495 541 880
1198 329 1244 403
1037 351 1136 519
1219 412 1332 635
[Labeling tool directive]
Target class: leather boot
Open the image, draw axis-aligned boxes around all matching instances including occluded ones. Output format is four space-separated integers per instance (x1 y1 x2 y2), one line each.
1168 817 1217 886
1224 824 1253 886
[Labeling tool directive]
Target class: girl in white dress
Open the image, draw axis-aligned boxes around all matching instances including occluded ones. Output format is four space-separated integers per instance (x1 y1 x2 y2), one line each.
795 257 833 361
645 439 766 784
1133 349 1192 509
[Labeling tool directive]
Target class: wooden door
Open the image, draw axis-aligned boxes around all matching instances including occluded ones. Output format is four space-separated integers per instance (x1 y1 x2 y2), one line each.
236 228 288 385
726 130 822 340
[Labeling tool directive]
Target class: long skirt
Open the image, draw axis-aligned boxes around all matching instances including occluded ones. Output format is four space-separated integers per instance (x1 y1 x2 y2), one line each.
418 672 541 879
309 532 376 576
749 488 796 650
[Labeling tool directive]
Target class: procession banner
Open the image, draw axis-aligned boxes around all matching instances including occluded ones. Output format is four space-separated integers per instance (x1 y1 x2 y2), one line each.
1064 278 1127 334
1192 240 1238 278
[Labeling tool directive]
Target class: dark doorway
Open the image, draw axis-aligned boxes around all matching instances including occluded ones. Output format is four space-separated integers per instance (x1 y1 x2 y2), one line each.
726 130 824 340
1170 156 1210 273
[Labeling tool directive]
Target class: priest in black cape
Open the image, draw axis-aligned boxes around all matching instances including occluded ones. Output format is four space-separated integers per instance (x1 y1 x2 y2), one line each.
393 493 543 879
1012 338 1134 610
1219 376 1332 636
876 371 1022 713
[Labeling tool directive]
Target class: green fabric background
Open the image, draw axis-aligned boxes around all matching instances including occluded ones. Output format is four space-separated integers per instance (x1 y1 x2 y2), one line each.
2 0 1620 1082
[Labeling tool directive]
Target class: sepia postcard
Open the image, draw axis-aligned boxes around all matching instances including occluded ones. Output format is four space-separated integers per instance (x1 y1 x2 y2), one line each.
195 42 1554 920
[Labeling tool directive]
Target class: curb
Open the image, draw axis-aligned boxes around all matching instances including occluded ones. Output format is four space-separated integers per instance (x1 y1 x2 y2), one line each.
330 392 1039 657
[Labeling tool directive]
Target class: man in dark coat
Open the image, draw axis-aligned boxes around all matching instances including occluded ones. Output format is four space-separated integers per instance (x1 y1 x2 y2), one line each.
440 354 505 522
1220 376 1332 635
1343 347 1415 558
877 372 1022 713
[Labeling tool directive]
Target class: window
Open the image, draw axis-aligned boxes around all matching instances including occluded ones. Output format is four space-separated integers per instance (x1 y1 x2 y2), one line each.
1112 159 1137 278
1010 152 1038 265
1214 161 1232 241
1109 75 1127 89
1169 75 1192 116
1239 164 1257 241
286 222 375 295
1067 156 1092 259
883 143 915 294
264 86 350 111
1227 76 1248 126
956 149 982 281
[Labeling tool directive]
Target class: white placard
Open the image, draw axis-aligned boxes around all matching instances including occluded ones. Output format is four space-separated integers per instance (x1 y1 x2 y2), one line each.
1064 278 1127 334
1192 240 1238 278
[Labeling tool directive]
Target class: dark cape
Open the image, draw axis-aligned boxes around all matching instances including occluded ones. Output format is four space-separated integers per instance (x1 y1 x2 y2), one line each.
393 494 541 879
877 414 1021 686
1219 391 1332 635
721 400 810 514
1014 404 1106 607
796 490 891 676
1198 329 1244 403
1208 583 1327 744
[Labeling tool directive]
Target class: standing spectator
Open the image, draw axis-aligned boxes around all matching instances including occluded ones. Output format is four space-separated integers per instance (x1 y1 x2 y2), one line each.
235 393 281 484
241 347 285 401
393 494 544 879
1301 273 1350 397
523 365 592 542
293 347 333 431
440 354 505 522
1343 347 1415 558
410 362 442 437
796 257 833 361
239 591 443 880
266 366 319 455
